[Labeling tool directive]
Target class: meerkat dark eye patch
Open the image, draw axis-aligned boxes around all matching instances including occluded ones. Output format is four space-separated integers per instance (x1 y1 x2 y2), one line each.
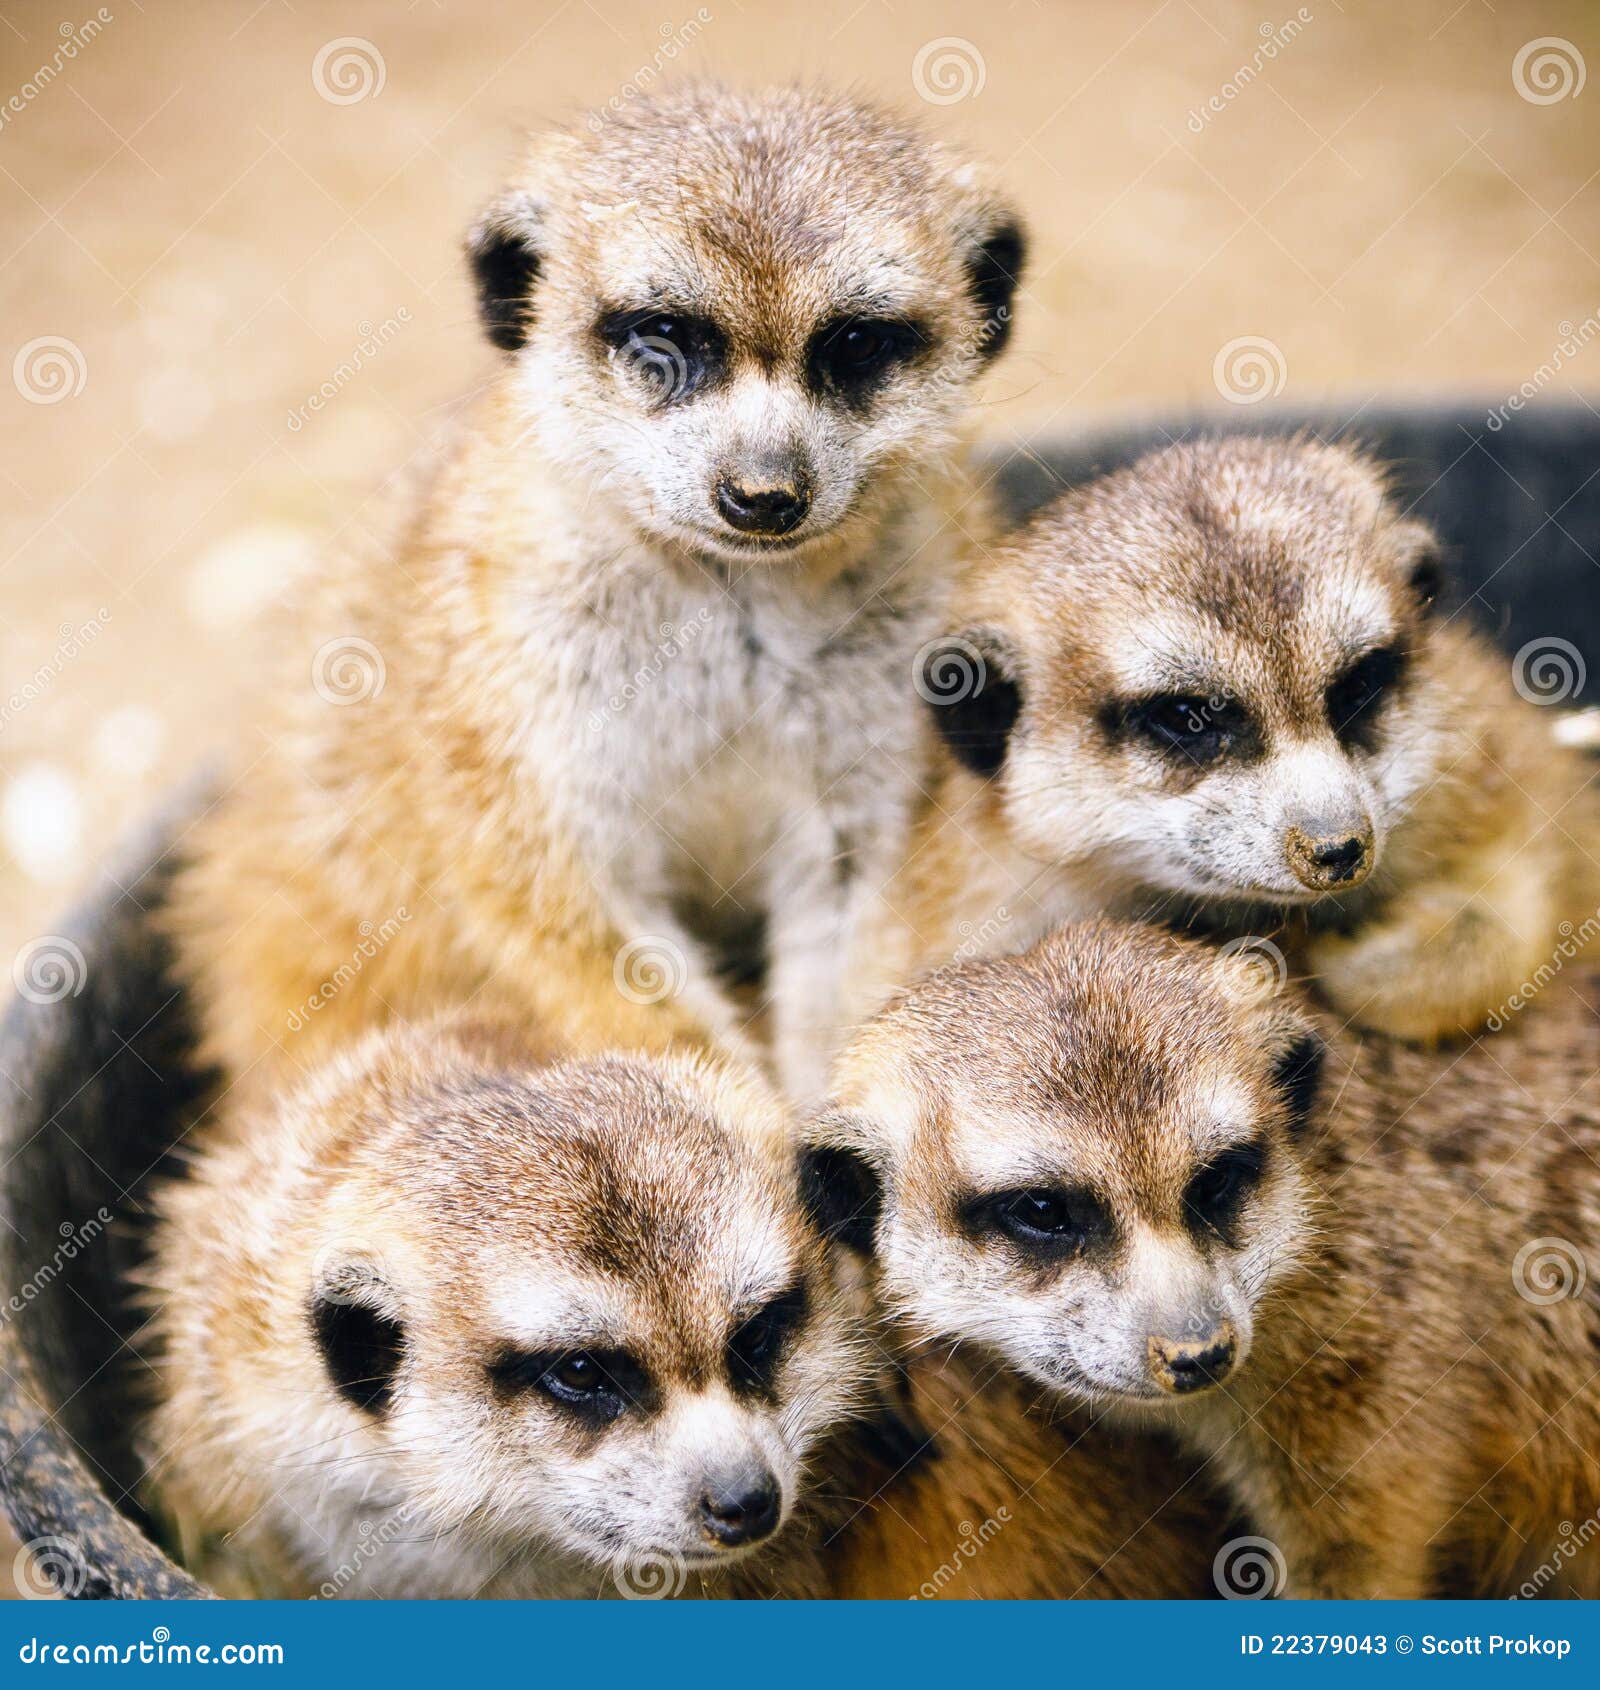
728 1284 809 1395
805 316 929 404
468 227 542 353
1183 1142 1267 1242
595 307 726 405
1407 548 1444 610
1326 644 1407 752
488 1345 653 1428
1270 1033 1325 1136
800 1143 883 1253
963 1184 1112 1262
310 1295 405 1417
963 221 1026 360
922 633 1022 778
1109 692 1260 767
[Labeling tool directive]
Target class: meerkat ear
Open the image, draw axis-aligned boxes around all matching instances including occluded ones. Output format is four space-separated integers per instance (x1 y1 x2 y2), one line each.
1269 1030 1325 1137
800 1120 885 1254
962 216 1026 360
466 190 547 353
1392 519 1446 613
922 628 1022 779
309 1256 405 1416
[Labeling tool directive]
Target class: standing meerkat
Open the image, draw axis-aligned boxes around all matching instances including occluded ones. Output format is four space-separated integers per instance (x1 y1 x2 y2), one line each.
170 82 1025 1100
144 1016 875 1598
848 436 1600 1047
813 920 1600 1598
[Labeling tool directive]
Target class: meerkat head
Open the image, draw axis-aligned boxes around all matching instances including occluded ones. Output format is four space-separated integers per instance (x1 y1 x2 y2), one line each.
808 921 1325 1407
928 437 1447 908
467 83 1024 567
290 1034 869 1580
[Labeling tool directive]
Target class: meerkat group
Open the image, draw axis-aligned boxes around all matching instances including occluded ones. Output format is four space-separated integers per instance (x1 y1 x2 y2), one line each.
143 81 1600 1601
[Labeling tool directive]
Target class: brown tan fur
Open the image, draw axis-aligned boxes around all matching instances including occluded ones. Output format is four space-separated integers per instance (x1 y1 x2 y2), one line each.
819 920 1600 1598
826 1343 1228 1599
847 436 1600 1049
143 1016 873 1599
168 82 1023 1106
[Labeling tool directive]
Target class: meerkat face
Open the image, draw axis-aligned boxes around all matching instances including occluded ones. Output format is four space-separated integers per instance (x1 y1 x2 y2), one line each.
305 1052 867 1578
930 438 1447 908
468 85 1023 566
810 923 1324 1408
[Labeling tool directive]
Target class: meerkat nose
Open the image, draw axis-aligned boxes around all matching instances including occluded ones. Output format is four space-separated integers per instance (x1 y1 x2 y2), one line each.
1147 1322 1239 1395
698 1465 783 1547
1284 821 1375 891
715 476 812 537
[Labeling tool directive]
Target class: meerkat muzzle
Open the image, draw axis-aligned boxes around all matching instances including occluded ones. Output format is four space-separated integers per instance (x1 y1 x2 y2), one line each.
1147 1323 1239 1395
1284 822 1375 892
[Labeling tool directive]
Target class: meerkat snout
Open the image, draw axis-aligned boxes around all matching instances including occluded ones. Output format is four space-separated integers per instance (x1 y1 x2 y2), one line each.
1284 816 1375 891
1147 1322 1239 1396
698 1462 783 1548
715 464 813 538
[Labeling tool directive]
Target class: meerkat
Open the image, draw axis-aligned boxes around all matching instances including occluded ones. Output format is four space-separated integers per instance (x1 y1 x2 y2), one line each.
812 919 1600 1599
848 435 1600 1048
169 82 1025 1102
143 1013 879 1599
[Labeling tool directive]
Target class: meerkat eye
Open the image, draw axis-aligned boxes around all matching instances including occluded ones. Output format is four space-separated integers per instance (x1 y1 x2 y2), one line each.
807 316 926 399
1183 1143 1267 1240
488 1346 650 1425
1114 693 1257 767
728 1284 809 1394
965 1184 1111 1259
595 307 725 405
1325 644 1407 752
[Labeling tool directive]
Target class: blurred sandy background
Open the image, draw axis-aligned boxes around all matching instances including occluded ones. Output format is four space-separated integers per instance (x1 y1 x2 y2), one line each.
0 0 1596 1594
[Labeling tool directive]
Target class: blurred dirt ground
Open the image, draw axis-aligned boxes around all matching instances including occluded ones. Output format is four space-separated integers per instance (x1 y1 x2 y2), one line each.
0 0 1597 1598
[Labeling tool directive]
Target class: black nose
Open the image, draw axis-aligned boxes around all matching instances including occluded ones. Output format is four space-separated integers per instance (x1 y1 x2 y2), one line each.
715 478 810 537
1310 835 1367 881
1165 1337 1237 1394
698 1472 781 1547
